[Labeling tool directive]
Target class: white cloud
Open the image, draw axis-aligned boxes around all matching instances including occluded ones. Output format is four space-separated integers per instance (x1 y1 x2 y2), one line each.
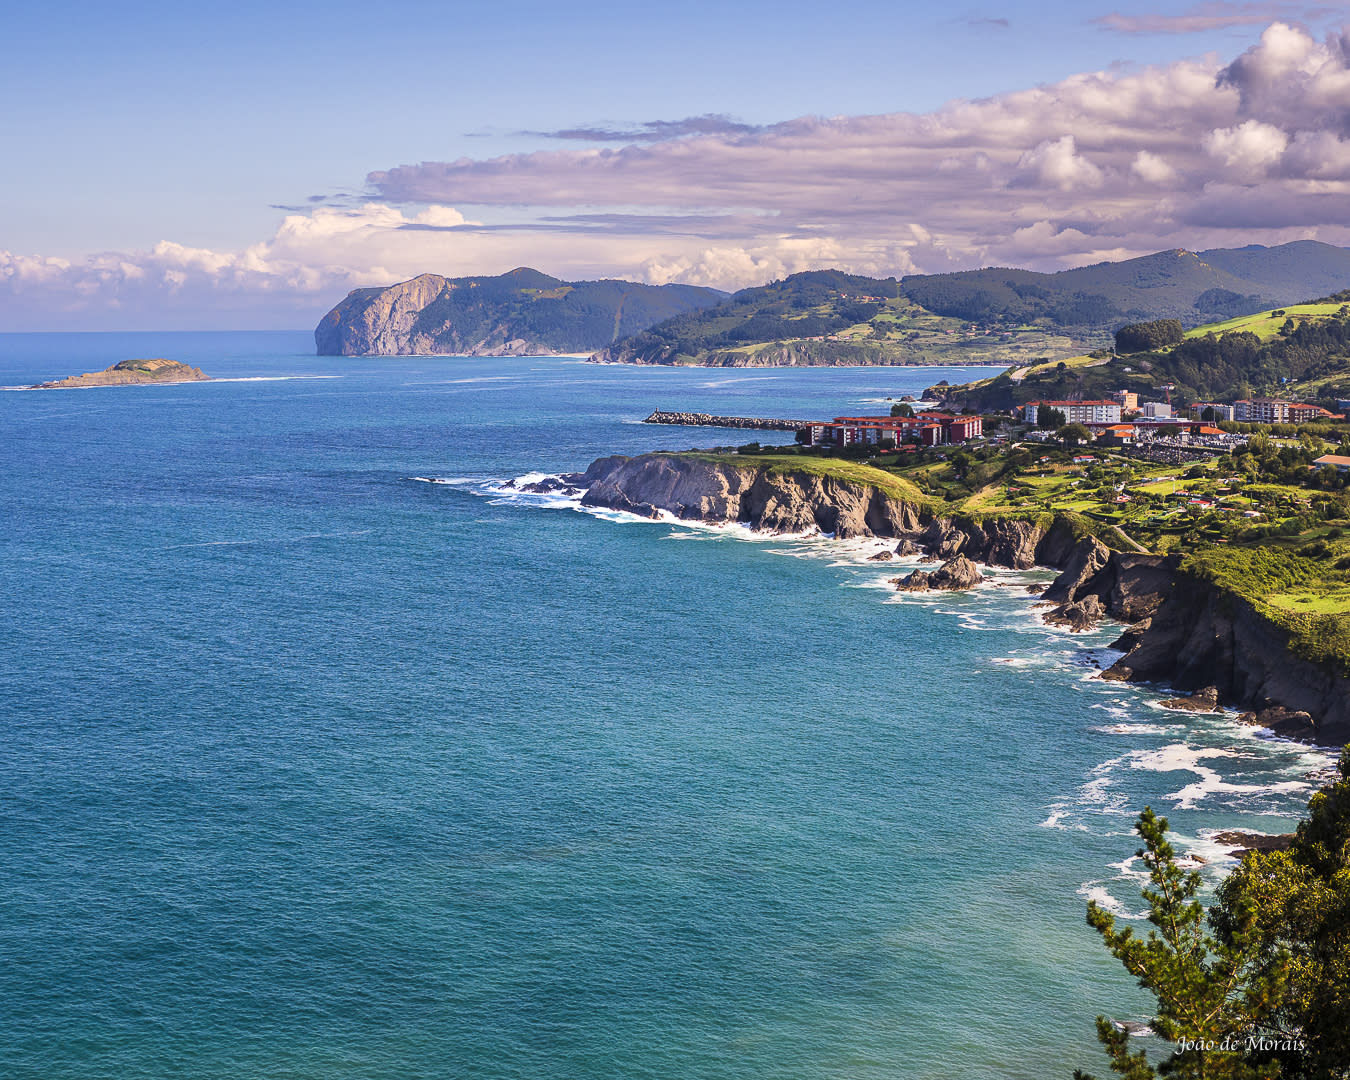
1016 136 1106 191
1131 150 1179 183
1203 118 1290 173
9 20 1350 328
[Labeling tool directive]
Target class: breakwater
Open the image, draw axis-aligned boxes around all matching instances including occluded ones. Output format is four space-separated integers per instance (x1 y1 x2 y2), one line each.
642 410 812 430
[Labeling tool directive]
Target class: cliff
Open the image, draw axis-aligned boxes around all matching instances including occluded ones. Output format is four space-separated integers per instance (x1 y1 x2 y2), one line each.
35 358 210 389
578 453 1350 745
578 453 1099 566
1047 547 1350 745
314 268 723 356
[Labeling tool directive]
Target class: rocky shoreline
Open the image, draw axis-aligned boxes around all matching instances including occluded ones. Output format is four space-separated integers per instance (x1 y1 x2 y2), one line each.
572 452 1350 746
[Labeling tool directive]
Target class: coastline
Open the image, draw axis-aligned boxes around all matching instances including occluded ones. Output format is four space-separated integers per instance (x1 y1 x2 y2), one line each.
475 460 1334 870
565 451 1350 748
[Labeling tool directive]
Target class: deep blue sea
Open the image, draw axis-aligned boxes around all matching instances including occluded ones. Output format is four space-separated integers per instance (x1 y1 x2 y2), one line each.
0 331 1335 1080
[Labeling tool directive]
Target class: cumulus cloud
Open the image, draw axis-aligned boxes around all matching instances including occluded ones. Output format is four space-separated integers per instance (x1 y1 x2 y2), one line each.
10 20 1350 329
1016 136 1106 190
1131 150 1180 183
1203 118 1290 173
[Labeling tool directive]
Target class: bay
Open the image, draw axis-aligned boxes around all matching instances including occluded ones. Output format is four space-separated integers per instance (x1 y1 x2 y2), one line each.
0 332 1332 1079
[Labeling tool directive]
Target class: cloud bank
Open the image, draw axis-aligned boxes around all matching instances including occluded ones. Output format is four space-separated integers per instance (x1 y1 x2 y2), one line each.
7 21 1350 329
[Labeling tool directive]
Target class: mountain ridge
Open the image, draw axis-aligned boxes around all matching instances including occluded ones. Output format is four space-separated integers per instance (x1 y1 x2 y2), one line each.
313 243 1350 364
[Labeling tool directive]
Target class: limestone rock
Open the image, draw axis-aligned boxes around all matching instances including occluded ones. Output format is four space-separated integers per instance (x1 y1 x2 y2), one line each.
929 556 984 590
1042 536 1111 604
1043 594 1105 632
1159 686 1222 712
895 570 933 592
899 556 984 592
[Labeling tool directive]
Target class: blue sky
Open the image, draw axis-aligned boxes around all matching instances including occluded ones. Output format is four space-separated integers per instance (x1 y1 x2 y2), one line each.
3 1 1349 329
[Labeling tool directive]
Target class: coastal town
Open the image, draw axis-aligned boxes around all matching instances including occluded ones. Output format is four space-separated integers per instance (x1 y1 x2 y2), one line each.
641 373 1350 574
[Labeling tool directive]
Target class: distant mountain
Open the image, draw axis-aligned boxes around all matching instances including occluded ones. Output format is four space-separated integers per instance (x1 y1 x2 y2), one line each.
594 242 1350 369
900 241 1350 327
593 269 1083 367
314 267 725 356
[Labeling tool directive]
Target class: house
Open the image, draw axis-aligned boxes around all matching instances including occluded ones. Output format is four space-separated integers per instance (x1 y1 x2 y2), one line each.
1313 454 1350 473
1111 390 1138 411
1141 402 1172 419
1194 402 1235 421
1094 424 1137 446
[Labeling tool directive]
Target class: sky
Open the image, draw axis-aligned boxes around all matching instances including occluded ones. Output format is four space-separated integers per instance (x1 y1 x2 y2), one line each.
4 0 1350 330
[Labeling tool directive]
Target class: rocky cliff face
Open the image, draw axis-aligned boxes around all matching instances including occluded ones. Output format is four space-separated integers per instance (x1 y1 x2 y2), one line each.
579 453 1350 744
579 454 927 538
314 268 723 356
316 275 449 356
1044 544 1350 745
579 455 1080 566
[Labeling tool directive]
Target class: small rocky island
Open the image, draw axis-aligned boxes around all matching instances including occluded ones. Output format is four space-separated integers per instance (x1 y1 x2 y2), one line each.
33 358 211 389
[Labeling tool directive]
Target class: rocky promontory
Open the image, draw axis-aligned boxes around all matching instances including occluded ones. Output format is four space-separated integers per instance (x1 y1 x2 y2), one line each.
33 358 210 389
577 452 1350 745
314 268 722 356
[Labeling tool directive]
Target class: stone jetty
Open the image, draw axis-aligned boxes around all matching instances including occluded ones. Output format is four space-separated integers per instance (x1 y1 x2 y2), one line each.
642 410 813 430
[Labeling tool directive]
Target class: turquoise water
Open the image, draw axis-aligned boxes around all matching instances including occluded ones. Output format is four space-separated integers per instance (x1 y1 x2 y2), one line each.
0 333 1335 1079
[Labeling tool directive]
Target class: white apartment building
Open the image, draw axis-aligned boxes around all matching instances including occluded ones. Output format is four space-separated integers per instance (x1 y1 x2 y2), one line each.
1023 400 1122 425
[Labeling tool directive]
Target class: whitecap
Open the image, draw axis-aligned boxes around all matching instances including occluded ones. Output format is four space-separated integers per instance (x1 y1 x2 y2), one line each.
209 375 343 382
1078 883 1147 920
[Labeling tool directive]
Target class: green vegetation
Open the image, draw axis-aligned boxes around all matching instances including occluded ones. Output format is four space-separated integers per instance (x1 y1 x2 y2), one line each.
697 408 1350 665
1076 808 1289 1080
595 269 1081 367
937 300 1350 412
1182 302 1348 343
672 450 934 507
1116 319 1184 353
1080 755 1350 1078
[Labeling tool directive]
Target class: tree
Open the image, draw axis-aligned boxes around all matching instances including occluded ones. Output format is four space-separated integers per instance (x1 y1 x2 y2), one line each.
1076 808 1289 1080
1040 406 1068 430
1058 423 1092 447
1212 750 1350 1079
1116 319 1185 354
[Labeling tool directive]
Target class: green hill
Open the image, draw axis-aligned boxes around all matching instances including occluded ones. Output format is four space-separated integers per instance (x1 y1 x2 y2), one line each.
595 243 1350 369
315 268 725 356
900 242 1350 328
934 293 1350 412
592 269 1083 367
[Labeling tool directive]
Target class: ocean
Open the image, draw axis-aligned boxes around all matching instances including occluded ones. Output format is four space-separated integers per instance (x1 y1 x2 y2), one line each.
0 331 1334 1079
